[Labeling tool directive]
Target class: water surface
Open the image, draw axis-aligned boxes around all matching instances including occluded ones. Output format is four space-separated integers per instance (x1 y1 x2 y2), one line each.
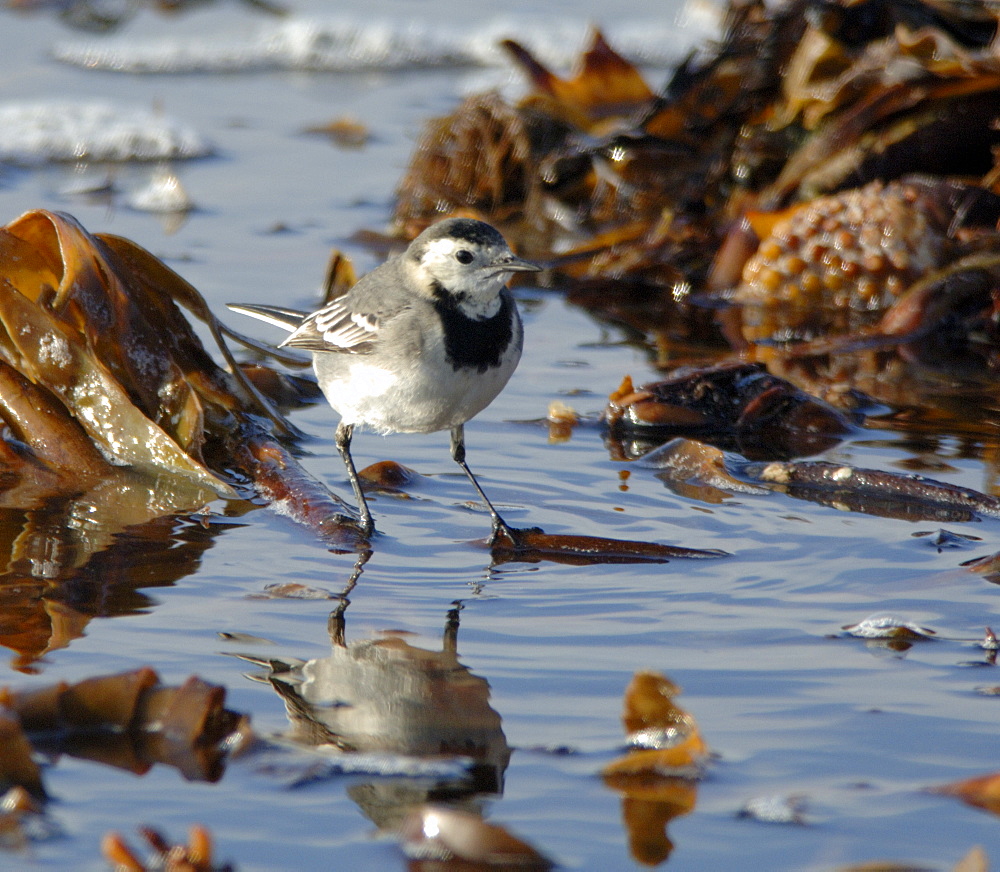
0 2 999 870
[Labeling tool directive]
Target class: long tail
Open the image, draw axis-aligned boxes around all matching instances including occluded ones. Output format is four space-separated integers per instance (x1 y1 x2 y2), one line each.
227 303 308 333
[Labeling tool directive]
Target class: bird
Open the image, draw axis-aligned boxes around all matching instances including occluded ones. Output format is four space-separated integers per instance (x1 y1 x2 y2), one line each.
229 217 541 542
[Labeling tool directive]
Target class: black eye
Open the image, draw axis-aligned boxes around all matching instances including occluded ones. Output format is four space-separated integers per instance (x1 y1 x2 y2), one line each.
455 249 474 264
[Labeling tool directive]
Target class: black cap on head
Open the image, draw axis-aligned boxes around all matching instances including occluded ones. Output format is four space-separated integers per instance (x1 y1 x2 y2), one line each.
412 218 506 253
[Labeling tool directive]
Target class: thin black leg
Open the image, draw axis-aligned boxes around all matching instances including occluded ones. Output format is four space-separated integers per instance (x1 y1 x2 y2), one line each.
450 424 516 544
328 549 371 647
336 421 374 537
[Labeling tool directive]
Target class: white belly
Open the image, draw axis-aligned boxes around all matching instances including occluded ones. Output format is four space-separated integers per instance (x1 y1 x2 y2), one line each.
314 348 518 435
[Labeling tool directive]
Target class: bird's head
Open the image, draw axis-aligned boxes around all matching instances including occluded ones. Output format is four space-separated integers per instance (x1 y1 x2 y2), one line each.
407 218 539 318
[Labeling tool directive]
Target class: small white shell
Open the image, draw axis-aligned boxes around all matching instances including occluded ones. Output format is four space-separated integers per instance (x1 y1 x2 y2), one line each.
399 805 552 869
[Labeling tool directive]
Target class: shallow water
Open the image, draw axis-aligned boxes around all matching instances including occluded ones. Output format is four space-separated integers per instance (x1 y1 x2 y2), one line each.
1 2 1000 870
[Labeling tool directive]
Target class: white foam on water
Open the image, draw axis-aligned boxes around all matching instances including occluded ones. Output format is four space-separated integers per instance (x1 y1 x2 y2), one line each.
0 101 212 165
52 7 720 75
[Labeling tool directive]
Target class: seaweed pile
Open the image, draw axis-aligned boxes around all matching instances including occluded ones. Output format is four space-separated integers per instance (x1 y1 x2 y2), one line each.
392 0 1000 422
0 210 363 667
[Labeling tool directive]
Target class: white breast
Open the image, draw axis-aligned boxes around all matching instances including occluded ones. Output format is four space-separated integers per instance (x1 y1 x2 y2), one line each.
314 340 520 436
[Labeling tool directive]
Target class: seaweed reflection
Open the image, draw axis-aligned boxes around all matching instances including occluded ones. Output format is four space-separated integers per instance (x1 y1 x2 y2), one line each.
0 667 250 801
602 671 707 866
0 504 233 672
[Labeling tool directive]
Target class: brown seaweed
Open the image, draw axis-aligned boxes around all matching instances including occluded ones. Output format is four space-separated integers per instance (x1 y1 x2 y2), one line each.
487 527 728 565
390 0 1000 423
0 668 250 799
0 210 372 665
734 458 1000 522
605 363 857 460
102 824 235 872
0 210 356 525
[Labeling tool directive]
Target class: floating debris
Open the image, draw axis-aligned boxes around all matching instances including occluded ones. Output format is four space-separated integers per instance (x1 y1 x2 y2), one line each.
912 529 983 552
974 685 1000 696
303 116 370 149
930 771 1000 817
601 672 702 866
127 164 194 214
735 460 1000 522
603 671 708 778
546 399 579 443
102 824 234 872
357 459 418 492
979 628 1000 651
399 805 553 870
737 793 808 825
842 614 936 641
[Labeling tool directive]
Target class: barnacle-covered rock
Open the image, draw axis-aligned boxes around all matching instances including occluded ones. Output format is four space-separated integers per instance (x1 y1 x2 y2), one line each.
733 179 953 343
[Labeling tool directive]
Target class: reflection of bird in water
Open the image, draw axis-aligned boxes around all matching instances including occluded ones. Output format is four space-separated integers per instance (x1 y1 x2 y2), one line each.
239 594 508 831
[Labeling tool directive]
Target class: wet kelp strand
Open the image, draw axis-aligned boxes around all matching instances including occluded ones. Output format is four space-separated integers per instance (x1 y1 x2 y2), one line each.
0 209 364 553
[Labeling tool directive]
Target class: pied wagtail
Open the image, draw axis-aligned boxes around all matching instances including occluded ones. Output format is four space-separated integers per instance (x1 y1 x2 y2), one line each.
230 217 541 541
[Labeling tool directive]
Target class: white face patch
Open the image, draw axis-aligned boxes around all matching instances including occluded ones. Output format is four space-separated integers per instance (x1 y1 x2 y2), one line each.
417 235 512 305
422 236 463 263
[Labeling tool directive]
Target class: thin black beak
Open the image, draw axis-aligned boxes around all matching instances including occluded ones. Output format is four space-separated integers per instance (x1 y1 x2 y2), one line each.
495 255 542 273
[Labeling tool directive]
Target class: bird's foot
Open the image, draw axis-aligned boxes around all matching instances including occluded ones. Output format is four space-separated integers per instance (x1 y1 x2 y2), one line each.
342 511 374 541
488 521 544 550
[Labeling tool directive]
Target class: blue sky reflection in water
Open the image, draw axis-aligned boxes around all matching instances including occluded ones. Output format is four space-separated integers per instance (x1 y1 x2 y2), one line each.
0 1 999 870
